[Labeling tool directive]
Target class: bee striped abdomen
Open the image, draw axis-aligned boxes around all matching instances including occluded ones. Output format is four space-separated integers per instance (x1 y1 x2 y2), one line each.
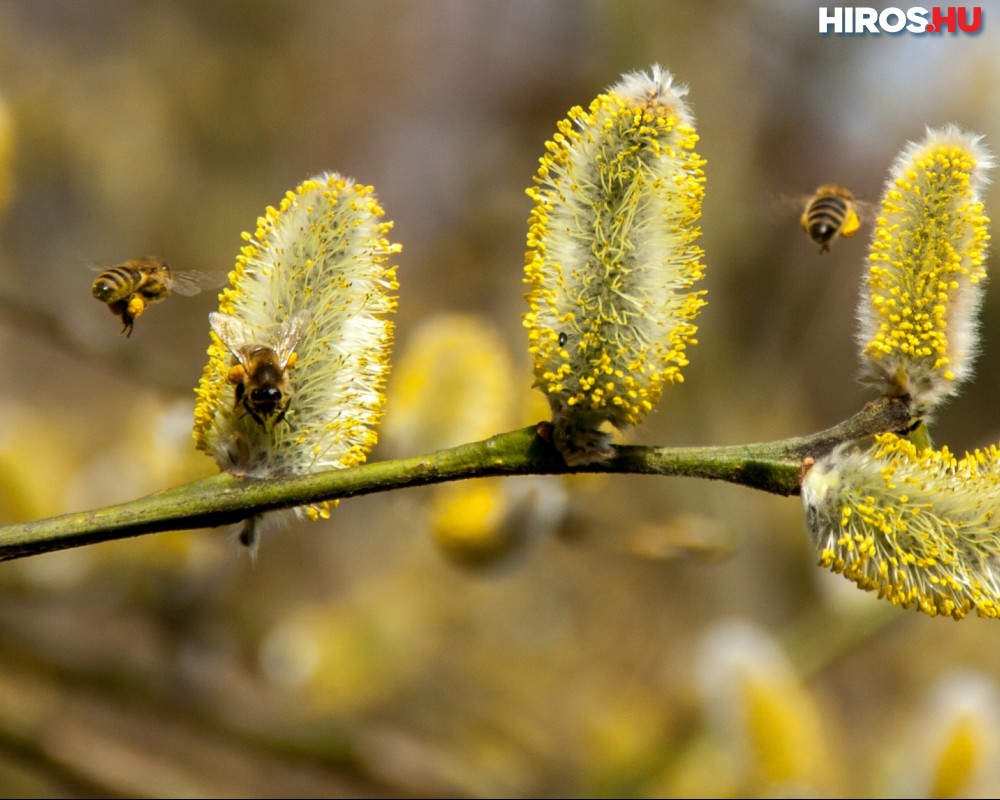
800 184 862 252
91 265 146 303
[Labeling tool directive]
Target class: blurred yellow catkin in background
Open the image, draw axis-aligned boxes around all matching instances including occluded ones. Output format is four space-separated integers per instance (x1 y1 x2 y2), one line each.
0 91 14 214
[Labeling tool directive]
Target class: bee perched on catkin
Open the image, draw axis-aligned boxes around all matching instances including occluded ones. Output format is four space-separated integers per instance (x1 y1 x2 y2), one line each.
193 172 400 552
857 125 993 418
801 434 1000 620
523 64 707 465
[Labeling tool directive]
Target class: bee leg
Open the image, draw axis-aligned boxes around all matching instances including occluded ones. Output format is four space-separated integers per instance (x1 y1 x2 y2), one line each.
104 300 132 336
227 365 247 386
238 517 257 548
238 516 261 561
109 297 145 337
120 311 135 337
244 404 268 427
126 296 146 330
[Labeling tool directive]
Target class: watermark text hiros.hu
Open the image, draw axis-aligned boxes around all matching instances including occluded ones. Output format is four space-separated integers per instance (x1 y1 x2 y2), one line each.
819 6 982 34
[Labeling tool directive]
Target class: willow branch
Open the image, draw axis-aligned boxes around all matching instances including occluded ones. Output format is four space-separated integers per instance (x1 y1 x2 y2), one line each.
0 397 911 562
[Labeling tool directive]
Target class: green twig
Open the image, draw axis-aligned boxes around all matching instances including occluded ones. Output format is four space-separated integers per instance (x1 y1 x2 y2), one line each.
0 397 911 562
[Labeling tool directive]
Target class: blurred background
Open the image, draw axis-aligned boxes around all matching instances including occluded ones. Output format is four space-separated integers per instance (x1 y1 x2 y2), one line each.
1 1 999 796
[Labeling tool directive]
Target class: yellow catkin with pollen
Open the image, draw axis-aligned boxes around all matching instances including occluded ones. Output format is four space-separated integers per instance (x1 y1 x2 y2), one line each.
802 433 1000 619
888 671 1000 797
857 125 993 417
695 621 838 795
523 64 707 465
193 172 399 551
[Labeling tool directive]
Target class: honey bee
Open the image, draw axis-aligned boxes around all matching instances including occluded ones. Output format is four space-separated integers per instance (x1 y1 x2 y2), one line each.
209 311 310 428
800 184 865 252
92 257 217 336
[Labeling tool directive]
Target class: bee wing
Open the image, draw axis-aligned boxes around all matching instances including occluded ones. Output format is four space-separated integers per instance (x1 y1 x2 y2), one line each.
762 190 814 226
769 190 808 211
853 197 876 220
167 269 228 296
275 310 311 366
209 312 257 368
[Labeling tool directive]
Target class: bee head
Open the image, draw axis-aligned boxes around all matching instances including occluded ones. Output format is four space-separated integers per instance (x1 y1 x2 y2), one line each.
250 386 283 406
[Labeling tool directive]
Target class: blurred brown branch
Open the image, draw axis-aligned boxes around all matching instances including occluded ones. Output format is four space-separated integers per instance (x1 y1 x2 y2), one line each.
0 290 195 394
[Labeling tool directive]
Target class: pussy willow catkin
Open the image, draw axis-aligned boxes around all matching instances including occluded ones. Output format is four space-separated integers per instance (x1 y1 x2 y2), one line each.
193 172 399 549
857 125 992 417
523 64 707 465
802 433 1000 619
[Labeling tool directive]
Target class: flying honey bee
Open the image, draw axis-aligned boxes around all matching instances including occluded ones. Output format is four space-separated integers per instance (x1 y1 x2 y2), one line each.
800 184 866 252
209 311 310 428
92 257 218 336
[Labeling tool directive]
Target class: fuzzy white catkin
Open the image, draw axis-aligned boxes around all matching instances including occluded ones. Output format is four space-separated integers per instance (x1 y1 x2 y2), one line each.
193 172 399 550
523 64 707 465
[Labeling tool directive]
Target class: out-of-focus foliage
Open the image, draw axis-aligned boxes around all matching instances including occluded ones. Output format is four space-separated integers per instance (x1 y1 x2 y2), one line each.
384 313 566 570
2 1 1000 796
